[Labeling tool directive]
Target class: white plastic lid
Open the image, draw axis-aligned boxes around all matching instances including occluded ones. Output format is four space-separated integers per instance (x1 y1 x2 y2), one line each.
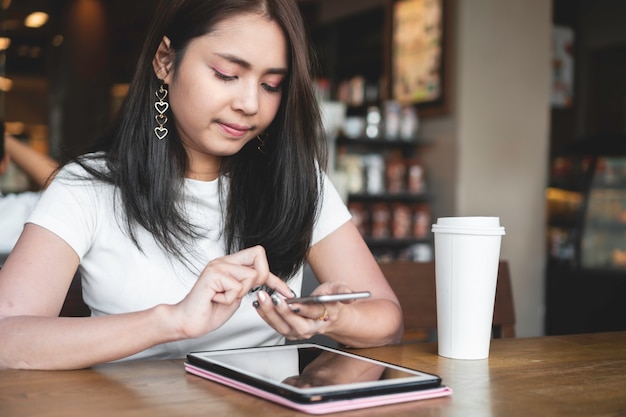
435 216 501 227
431 217 505 236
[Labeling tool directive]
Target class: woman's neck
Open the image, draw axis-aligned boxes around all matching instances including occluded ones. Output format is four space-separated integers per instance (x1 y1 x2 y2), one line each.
185 154 221 181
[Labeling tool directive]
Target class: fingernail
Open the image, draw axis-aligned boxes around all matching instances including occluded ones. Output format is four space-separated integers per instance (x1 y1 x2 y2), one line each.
271 294 281 306
252 300 260 309
289 306 300 313
290 288 297 296
257 291 267 303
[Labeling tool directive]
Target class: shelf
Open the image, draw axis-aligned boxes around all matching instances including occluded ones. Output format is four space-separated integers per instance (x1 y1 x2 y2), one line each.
334 125 432 262
589 181 626 190
547 218 578 229
583 219 626 230
548 181 587 193
336 136 430 148
546 151 626 335
348 192 430 203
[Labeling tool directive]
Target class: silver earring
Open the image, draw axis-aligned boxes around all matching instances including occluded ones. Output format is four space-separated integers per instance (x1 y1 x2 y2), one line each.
154 80 169 140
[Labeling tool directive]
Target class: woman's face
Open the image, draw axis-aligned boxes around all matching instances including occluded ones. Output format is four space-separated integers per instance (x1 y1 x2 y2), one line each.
162 13 288 180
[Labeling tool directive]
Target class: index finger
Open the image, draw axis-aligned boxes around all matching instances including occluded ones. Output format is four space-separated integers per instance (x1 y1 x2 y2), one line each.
219 245 271 275
260 272 294 299
219 246 293 298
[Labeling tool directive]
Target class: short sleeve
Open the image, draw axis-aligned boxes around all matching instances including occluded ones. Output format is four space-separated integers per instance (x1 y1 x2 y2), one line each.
26 164 101 260
311 173 352 245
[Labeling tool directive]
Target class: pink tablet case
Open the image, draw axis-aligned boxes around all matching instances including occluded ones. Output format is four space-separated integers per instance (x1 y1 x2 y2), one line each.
185 362 453 414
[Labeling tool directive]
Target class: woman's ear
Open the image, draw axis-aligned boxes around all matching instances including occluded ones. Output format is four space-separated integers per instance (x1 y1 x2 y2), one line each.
152 36 174 82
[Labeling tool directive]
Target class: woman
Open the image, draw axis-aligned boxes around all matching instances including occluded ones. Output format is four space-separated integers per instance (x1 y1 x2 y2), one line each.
0 0 402 370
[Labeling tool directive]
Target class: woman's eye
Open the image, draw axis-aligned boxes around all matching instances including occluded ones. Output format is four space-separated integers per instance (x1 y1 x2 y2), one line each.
213 69 237 82
262 83 282 93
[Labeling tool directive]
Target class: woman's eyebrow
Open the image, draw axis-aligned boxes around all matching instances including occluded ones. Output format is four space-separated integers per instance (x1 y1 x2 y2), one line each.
215 52 288 75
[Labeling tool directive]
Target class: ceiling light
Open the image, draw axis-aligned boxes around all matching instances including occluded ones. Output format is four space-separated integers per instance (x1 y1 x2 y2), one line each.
24 11 49 28
0 37 10 50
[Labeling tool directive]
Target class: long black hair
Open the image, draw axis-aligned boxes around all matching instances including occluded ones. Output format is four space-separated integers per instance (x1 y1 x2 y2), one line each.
76 0 327 281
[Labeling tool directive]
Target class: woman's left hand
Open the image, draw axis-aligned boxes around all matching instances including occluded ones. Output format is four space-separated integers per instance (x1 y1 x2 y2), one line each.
255 221 403 348
253 281 355 341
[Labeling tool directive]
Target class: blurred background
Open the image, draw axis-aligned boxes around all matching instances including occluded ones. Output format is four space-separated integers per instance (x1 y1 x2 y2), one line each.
1 0 625 339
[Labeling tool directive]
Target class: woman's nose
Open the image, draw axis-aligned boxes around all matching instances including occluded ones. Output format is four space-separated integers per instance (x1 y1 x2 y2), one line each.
232 81 259 115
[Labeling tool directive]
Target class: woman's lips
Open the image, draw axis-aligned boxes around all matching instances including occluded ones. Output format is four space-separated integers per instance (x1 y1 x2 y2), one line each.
219 122 252 138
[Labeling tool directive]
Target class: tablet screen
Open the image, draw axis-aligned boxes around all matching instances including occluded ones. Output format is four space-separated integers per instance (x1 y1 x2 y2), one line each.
187 344 441 403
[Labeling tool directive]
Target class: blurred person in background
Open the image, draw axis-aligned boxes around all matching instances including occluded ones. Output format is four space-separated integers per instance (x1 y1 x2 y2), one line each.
0 122 59 254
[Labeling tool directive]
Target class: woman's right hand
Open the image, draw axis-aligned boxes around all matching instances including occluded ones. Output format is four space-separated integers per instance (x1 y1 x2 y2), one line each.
170 245 292 339
0 231 289 370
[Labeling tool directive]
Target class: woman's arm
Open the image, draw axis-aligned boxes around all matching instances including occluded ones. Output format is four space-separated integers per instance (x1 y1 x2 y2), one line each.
0 224 178 370
0 224 292 370
305 221 404 347
4 135 58 189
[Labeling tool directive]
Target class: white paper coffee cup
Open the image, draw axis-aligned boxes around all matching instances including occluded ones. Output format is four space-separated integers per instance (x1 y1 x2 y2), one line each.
431 217 505 359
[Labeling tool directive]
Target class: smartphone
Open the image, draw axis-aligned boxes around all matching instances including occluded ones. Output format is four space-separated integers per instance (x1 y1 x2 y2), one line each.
285 291 371 304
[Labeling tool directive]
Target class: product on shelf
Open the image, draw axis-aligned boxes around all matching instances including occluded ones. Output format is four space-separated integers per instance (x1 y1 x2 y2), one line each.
371 202 391 239
412 203 431 239
391 203 412 238
363 154 386 194
385 151 407 194
406 158 426 193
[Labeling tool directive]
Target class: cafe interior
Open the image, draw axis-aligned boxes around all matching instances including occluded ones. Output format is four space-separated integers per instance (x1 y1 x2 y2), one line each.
2 0 626 339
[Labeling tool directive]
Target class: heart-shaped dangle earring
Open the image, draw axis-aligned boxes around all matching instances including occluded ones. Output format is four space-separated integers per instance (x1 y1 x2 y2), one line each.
154 80 169 140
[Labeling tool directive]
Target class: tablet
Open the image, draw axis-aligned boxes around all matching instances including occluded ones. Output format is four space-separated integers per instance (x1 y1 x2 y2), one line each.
185 343 452 414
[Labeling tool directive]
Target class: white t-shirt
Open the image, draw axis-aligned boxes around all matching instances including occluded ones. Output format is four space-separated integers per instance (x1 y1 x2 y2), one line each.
0 191 41 254
27 160 351 361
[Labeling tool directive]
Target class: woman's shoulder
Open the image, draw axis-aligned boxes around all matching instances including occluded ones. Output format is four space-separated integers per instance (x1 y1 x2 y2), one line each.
39 153 115 212
56 152 109 181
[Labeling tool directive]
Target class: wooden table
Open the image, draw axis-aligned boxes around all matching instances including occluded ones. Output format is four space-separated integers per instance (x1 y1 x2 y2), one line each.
1 332 625 417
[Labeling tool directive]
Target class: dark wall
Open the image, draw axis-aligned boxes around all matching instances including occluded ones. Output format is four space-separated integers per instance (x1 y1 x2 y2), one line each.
551 0 626 157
